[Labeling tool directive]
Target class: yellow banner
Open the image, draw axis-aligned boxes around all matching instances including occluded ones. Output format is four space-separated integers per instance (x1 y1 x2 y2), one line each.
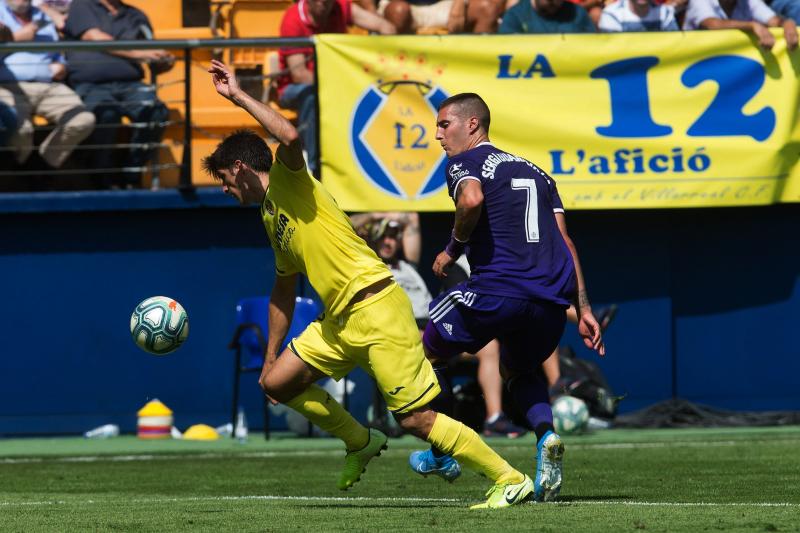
316 32 800 211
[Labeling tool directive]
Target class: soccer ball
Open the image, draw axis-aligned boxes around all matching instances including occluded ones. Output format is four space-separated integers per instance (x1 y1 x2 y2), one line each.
130 296 189 355
552 395 590 434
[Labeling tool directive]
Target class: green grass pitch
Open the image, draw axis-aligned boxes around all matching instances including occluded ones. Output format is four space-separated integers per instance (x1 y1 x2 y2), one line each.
1 426 798 532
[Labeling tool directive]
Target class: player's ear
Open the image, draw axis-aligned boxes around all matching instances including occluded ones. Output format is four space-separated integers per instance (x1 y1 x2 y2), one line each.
469 116 480 134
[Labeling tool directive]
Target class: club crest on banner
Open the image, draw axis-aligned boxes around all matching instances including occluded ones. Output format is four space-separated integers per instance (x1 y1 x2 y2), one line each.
350 52 449 199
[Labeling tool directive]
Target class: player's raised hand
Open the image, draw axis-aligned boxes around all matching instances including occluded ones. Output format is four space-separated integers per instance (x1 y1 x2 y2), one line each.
208 59 241 101
578 311 605 357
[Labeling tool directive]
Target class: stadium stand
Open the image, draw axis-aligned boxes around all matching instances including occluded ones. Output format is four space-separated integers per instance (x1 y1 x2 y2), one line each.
2 0 415 190
2 0 294 190
132 0 295 188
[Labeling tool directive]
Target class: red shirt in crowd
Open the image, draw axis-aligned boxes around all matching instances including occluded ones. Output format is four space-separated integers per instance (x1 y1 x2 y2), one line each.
278 0 352 96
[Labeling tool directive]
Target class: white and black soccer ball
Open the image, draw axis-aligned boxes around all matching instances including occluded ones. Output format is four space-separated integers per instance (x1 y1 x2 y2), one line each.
552 395 590 434
130 296 189 355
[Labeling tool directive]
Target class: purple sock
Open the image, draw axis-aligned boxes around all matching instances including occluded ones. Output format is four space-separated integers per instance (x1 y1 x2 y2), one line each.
508 373 554 441
527 402 554 429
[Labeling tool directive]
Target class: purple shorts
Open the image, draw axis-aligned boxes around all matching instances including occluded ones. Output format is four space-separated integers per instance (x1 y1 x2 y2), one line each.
423 283 567 373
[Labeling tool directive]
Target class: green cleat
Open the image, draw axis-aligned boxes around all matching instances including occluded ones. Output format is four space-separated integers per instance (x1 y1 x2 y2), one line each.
470 474 533 510
337 428 389 490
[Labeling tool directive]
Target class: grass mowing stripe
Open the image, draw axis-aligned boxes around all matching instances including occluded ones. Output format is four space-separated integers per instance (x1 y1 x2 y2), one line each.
5 437 798 464
0 450 345 464
1 496 798 508
0 495 465 507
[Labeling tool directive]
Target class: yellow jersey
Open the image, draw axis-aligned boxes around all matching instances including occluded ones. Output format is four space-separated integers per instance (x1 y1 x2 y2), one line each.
261 157 391 317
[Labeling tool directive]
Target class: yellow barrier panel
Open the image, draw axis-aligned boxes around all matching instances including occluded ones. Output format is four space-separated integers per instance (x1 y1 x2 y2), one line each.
316 32 800 210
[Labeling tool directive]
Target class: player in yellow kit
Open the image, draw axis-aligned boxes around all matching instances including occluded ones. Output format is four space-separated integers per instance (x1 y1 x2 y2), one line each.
202 60 532 509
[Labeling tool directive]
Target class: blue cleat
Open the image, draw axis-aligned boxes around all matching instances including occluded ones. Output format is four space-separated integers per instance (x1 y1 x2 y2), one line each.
533 431 564 502
408 448 462 483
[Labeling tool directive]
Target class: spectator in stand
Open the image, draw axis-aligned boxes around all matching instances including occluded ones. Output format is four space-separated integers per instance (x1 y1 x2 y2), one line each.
683 0 798 51
0 99 15 146
663 0 688 26
499 0 597 33
351 212 427 325
0 15 10 38
32 0 71 30
766 0 800 24
63 0 174 188
581 0 606 24
505 0 605 25
599 0 679 29
0 0 95 169
377 0 503 34
278 0 396 178
0 22 15 147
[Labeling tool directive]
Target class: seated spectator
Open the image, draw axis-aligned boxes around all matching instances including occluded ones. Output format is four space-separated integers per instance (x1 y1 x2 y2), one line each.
0 101 14 147
32 0 71 30
377 0 503 34
0 0 95 169
279 0 396 177
599 0 679 30
0 17 11 39
665 0 688 25
683 0 798 51
63 0 174 188
499 0 597 33
0 22 14 147
766 0 800 24
355 212 430 325
0 98 15 147
580 0 606 24
506 0 606 25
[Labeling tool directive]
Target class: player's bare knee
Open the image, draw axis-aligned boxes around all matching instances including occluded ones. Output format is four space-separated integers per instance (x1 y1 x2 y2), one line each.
469 0 501 30
258 373 272 394
259 373 284 401
394 408 436 438
383 1 411 27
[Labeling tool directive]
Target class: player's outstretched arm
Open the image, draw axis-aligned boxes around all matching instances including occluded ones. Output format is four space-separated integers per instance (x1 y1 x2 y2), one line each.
266 273 298 362
259 273 299 404
208 59 306 170
555 213 605 356
433 180 483 277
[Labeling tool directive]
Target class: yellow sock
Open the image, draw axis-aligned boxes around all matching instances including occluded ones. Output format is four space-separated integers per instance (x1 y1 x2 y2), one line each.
427 412 523 485
285 384 369 451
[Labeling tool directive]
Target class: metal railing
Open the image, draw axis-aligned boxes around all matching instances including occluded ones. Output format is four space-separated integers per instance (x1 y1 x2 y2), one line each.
0 37 313 191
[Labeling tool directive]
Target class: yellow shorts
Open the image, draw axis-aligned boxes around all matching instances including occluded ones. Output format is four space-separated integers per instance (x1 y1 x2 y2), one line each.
290 282 440 414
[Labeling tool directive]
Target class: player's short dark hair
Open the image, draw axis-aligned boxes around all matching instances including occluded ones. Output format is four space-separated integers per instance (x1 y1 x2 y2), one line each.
438 93 491 133
202 129 273 180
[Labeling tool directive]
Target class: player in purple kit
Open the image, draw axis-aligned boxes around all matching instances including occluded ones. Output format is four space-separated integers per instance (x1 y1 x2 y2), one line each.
409 93 605 502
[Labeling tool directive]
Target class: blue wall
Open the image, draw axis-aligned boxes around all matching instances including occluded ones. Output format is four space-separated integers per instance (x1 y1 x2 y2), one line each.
0 191 797 436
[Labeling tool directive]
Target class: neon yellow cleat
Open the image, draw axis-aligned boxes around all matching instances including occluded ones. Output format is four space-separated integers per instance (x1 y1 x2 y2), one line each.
470 474 533 509
337 428 389 490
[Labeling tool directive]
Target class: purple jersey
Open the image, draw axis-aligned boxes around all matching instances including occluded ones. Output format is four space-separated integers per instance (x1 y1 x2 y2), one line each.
446 142 576 306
